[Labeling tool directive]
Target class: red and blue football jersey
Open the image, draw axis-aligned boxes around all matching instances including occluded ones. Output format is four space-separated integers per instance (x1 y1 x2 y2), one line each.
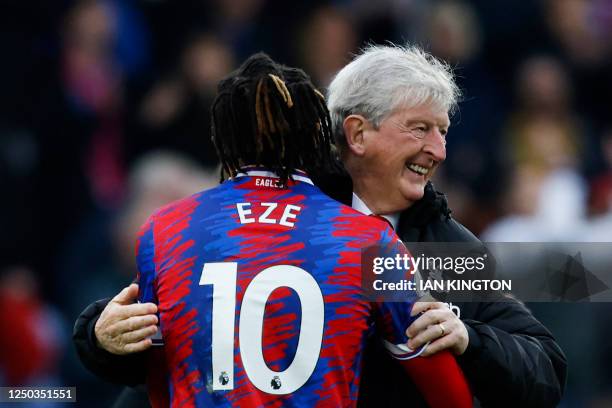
136 169 423 407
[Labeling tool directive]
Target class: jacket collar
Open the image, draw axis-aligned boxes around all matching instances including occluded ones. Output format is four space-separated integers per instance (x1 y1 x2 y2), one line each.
398 181 452 230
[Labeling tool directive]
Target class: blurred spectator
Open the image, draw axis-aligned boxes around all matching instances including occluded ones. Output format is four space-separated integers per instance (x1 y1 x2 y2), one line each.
506 57 584 175
298 6 358 87
127 33 235 167
509 118 581 173
56 151 217 320
59 0 148 208
113 151 218 274
504 56 585 175
514 56 573 119
182 34 235 94
424 0 482 64
210 0 296 61
62 0 122 117
28 0 151 297
544 0 612 125
482 164 587 242
214 0 265 27
483 56 588 241
545 0 611 66
0 266 63 386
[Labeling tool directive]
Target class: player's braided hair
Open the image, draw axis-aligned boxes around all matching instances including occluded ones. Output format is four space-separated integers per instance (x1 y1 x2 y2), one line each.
211 52 335 185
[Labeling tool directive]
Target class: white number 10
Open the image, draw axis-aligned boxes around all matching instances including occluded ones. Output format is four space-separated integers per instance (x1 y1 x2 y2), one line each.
199 262 324 395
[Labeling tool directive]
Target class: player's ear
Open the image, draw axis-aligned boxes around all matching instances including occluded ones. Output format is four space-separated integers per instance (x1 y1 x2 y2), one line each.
343 115 368 156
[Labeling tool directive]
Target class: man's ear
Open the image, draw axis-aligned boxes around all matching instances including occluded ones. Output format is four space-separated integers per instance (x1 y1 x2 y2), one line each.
343 114 368 156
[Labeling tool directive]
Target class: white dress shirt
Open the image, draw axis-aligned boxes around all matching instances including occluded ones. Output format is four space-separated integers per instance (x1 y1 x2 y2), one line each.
351 193 400 230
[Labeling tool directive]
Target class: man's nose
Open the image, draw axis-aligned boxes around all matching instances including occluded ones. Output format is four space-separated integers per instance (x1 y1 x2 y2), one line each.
423 131 446 162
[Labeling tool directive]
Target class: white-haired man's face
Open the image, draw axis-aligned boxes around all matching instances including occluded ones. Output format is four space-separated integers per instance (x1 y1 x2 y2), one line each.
345 103 449 214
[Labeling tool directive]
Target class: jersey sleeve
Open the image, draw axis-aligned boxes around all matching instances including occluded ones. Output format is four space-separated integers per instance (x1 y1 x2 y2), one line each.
371 226 473 408
370 225 426 359
136 215 157 305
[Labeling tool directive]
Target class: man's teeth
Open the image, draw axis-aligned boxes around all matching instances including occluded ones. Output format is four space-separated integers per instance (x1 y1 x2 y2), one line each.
407 163 429 175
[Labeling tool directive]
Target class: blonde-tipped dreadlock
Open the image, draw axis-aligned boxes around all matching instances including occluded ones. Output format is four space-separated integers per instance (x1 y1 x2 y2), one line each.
269 74 293 108
211 52 335 186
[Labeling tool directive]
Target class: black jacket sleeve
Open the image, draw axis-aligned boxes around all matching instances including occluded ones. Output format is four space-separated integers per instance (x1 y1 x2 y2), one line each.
457 298 567 408
392 182 567 407
73 298 148 386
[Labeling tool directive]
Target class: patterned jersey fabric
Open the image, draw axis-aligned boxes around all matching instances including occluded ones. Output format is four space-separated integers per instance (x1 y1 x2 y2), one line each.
137 169 421 407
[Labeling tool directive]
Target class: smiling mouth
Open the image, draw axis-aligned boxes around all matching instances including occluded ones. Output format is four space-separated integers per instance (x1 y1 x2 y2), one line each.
406 163 430 176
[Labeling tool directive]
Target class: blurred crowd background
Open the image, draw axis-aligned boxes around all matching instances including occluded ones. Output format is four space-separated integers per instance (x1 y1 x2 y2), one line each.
1 0 611 406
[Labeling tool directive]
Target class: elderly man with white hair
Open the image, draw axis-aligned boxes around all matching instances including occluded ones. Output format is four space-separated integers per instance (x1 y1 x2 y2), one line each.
325 44 566 408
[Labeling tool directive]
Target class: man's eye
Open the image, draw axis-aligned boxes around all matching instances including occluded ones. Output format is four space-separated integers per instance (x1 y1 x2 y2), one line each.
412 126 427 136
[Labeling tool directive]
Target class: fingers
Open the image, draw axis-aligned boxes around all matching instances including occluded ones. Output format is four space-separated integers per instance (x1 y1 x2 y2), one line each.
408 319 453 350
406 308 452 338
111 302 158 320
95 285 160 355
112 283 140 305
108 314 159 337
405 303 470 356
410 301 447 317
123 338 154 354
122 325 158 344
96 313 158 355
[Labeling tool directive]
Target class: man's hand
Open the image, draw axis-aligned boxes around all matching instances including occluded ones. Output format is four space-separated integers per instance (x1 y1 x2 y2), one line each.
94 283 158 355
406 301 468 357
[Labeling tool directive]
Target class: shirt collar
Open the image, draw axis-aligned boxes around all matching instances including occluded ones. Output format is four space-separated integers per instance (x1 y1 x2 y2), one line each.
234 168 313 185
351 193 400 230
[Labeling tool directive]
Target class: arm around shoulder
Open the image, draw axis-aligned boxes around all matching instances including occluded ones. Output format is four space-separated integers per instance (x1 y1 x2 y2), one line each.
73 297 148 386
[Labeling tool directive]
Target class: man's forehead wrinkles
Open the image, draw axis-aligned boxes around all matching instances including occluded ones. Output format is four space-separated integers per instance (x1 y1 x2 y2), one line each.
395 113 450 128
391 105 449 121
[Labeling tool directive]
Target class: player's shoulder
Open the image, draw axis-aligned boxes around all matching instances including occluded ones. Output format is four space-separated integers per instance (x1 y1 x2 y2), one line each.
323 199 397 241
345 205 390 228
302 183 391 230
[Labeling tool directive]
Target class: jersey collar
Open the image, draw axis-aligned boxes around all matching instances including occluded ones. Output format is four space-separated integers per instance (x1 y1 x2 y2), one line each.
234 167 314 185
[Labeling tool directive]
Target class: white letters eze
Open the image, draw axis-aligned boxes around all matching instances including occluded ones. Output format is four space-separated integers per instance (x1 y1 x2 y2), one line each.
236 202 302 227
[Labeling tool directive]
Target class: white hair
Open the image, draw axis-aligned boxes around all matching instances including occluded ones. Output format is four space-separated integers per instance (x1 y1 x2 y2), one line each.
327 44 461 147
